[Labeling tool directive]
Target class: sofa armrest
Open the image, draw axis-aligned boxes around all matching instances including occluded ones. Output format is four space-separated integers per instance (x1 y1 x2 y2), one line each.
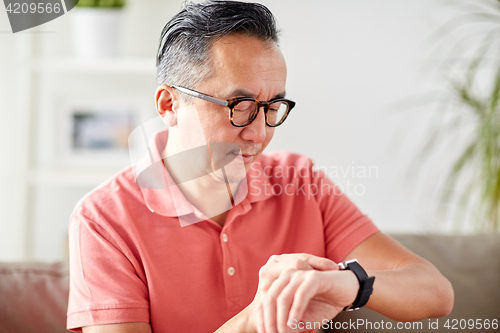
0 261 70 333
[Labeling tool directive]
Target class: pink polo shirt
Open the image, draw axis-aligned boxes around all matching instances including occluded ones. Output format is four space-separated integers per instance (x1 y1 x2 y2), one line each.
67 129 378 332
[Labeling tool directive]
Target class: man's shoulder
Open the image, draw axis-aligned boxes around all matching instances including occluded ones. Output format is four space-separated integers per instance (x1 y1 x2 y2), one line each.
72 165 143 222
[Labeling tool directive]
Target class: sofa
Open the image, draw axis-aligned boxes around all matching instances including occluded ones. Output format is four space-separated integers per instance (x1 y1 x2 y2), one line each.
0 234 498 333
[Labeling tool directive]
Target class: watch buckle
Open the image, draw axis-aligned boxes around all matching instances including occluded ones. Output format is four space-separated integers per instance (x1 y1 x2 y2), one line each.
338 258 358 270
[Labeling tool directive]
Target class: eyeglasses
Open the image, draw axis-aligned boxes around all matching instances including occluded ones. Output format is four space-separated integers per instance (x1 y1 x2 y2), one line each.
171 85 296 127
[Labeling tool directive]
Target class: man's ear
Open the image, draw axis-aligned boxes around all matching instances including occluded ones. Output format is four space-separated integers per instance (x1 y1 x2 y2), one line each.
155 85 180 127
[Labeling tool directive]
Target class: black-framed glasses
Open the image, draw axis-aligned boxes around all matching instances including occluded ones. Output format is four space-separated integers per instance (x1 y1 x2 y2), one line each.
171 85 296 127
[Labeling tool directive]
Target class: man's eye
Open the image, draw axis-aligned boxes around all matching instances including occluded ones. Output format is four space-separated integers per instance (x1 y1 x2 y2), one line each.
234 101 255 112
234 107 251 112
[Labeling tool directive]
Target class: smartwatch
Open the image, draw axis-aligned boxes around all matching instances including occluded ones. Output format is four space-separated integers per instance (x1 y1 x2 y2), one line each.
338 259 375 311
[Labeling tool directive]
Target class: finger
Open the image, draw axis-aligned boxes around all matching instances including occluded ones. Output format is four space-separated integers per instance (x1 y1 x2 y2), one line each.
275 272 307 333
266 254 281 265
262 270 294 333
258 254 337 296
300 254 337 271
262 294 277 333
258 261 284 291
263 253 331 278
258 259 304 292
258 266 274 292
287 275 321 324
256 303 266 333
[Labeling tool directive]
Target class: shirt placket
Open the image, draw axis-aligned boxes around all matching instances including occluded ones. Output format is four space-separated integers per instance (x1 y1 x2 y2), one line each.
219 198 253 315
220 225 245 314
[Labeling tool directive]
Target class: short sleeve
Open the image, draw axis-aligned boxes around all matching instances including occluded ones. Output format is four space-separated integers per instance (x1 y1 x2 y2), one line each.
312 168 379 263
67 207 150 331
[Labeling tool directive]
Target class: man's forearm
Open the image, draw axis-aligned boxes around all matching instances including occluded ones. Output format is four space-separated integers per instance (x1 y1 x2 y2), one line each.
366 261 454 322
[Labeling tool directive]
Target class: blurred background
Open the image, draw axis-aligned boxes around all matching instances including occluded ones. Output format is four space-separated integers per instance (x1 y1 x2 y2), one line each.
1 0 499 262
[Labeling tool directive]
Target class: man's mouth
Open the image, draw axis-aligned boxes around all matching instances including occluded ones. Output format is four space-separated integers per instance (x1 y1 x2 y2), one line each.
230 152 255 164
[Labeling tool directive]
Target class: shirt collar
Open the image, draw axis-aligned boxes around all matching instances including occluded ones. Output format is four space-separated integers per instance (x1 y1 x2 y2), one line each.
134 129 194 217
135 129 273 218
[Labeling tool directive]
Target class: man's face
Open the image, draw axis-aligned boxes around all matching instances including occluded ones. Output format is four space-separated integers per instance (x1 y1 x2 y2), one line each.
176 33 287 182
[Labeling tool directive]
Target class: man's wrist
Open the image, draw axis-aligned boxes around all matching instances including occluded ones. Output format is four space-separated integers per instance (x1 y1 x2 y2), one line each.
238 303 256 333
214 303 256 333
338 259 375 311
342 269 360 307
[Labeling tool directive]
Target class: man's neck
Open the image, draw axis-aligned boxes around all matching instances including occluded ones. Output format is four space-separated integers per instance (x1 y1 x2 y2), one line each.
163 138 240 226
176 173 238 224
210 211 230 227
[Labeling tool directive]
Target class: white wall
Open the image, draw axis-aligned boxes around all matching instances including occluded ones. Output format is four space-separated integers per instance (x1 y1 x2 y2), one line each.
0 0 471 261
0 16 25 260
266 0 454 233
263 0 469 234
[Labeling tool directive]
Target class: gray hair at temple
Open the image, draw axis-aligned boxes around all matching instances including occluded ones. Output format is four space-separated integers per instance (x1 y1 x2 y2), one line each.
156 0 280 100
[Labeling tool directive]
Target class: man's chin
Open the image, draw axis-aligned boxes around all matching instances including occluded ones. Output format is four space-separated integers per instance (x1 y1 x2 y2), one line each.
213 165 247 184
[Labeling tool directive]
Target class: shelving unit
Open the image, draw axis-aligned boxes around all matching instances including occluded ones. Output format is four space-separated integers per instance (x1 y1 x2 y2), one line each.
0 0 186 262
16 39 158 261
27 169 117 187
29 57 156 74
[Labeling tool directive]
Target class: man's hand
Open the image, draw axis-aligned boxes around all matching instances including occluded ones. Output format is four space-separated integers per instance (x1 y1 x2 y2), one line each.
246 253 359 333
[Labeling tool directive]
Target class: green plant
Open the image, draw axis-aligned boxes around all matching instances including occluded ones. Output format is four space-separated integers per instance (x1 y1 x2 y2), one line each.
418 0 500 233
76 0 126 8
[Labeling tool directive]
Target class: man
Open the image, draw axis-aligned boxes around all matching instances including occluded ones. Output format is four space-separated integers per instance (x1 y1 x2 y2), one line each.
67 1 454 332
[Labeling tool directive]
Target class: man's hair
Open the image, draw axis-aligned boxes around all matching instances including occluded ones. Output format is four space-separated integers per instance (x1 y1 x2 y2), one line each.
156 0 280 93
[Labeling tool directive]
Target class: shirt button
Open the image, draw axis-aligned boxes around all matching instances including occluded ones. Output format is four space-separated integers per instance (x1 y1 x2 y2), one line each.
222 233 228 242
227 267 235 276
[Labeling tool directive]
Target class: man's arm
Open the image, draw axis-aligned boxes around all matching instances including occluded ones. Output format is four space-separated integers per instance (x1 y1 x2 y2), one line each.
346 231 454 321
244 232 454 333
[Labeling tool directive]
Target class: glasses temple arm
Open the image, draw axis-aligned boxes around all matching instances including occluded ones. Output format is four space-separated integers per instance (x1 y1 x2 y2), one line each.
171 85 228 107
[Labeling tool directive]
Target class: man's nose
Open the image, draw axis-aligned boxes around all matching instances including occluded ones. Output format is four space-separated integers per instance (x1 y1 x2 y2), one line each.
241 107 267 143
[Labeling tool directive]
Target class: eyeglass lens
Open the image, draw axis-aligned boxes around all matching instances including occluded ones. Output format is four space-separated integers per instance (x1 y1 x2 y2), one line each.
232 100 288 126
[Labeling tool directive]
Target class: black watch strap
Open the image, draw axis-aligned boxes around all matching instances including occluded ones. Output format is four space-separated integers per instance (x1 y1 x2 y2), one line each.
338 259 375 311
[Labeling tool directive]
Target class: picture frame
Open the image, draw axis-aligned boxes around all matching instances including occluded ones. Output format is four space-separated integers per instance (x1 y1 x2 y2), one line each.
60 100 139 167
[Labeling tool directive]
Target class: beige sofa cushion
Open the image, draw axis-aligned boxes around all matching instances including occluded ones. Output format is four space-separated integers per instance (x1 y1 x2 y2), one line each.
0 261 69 333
